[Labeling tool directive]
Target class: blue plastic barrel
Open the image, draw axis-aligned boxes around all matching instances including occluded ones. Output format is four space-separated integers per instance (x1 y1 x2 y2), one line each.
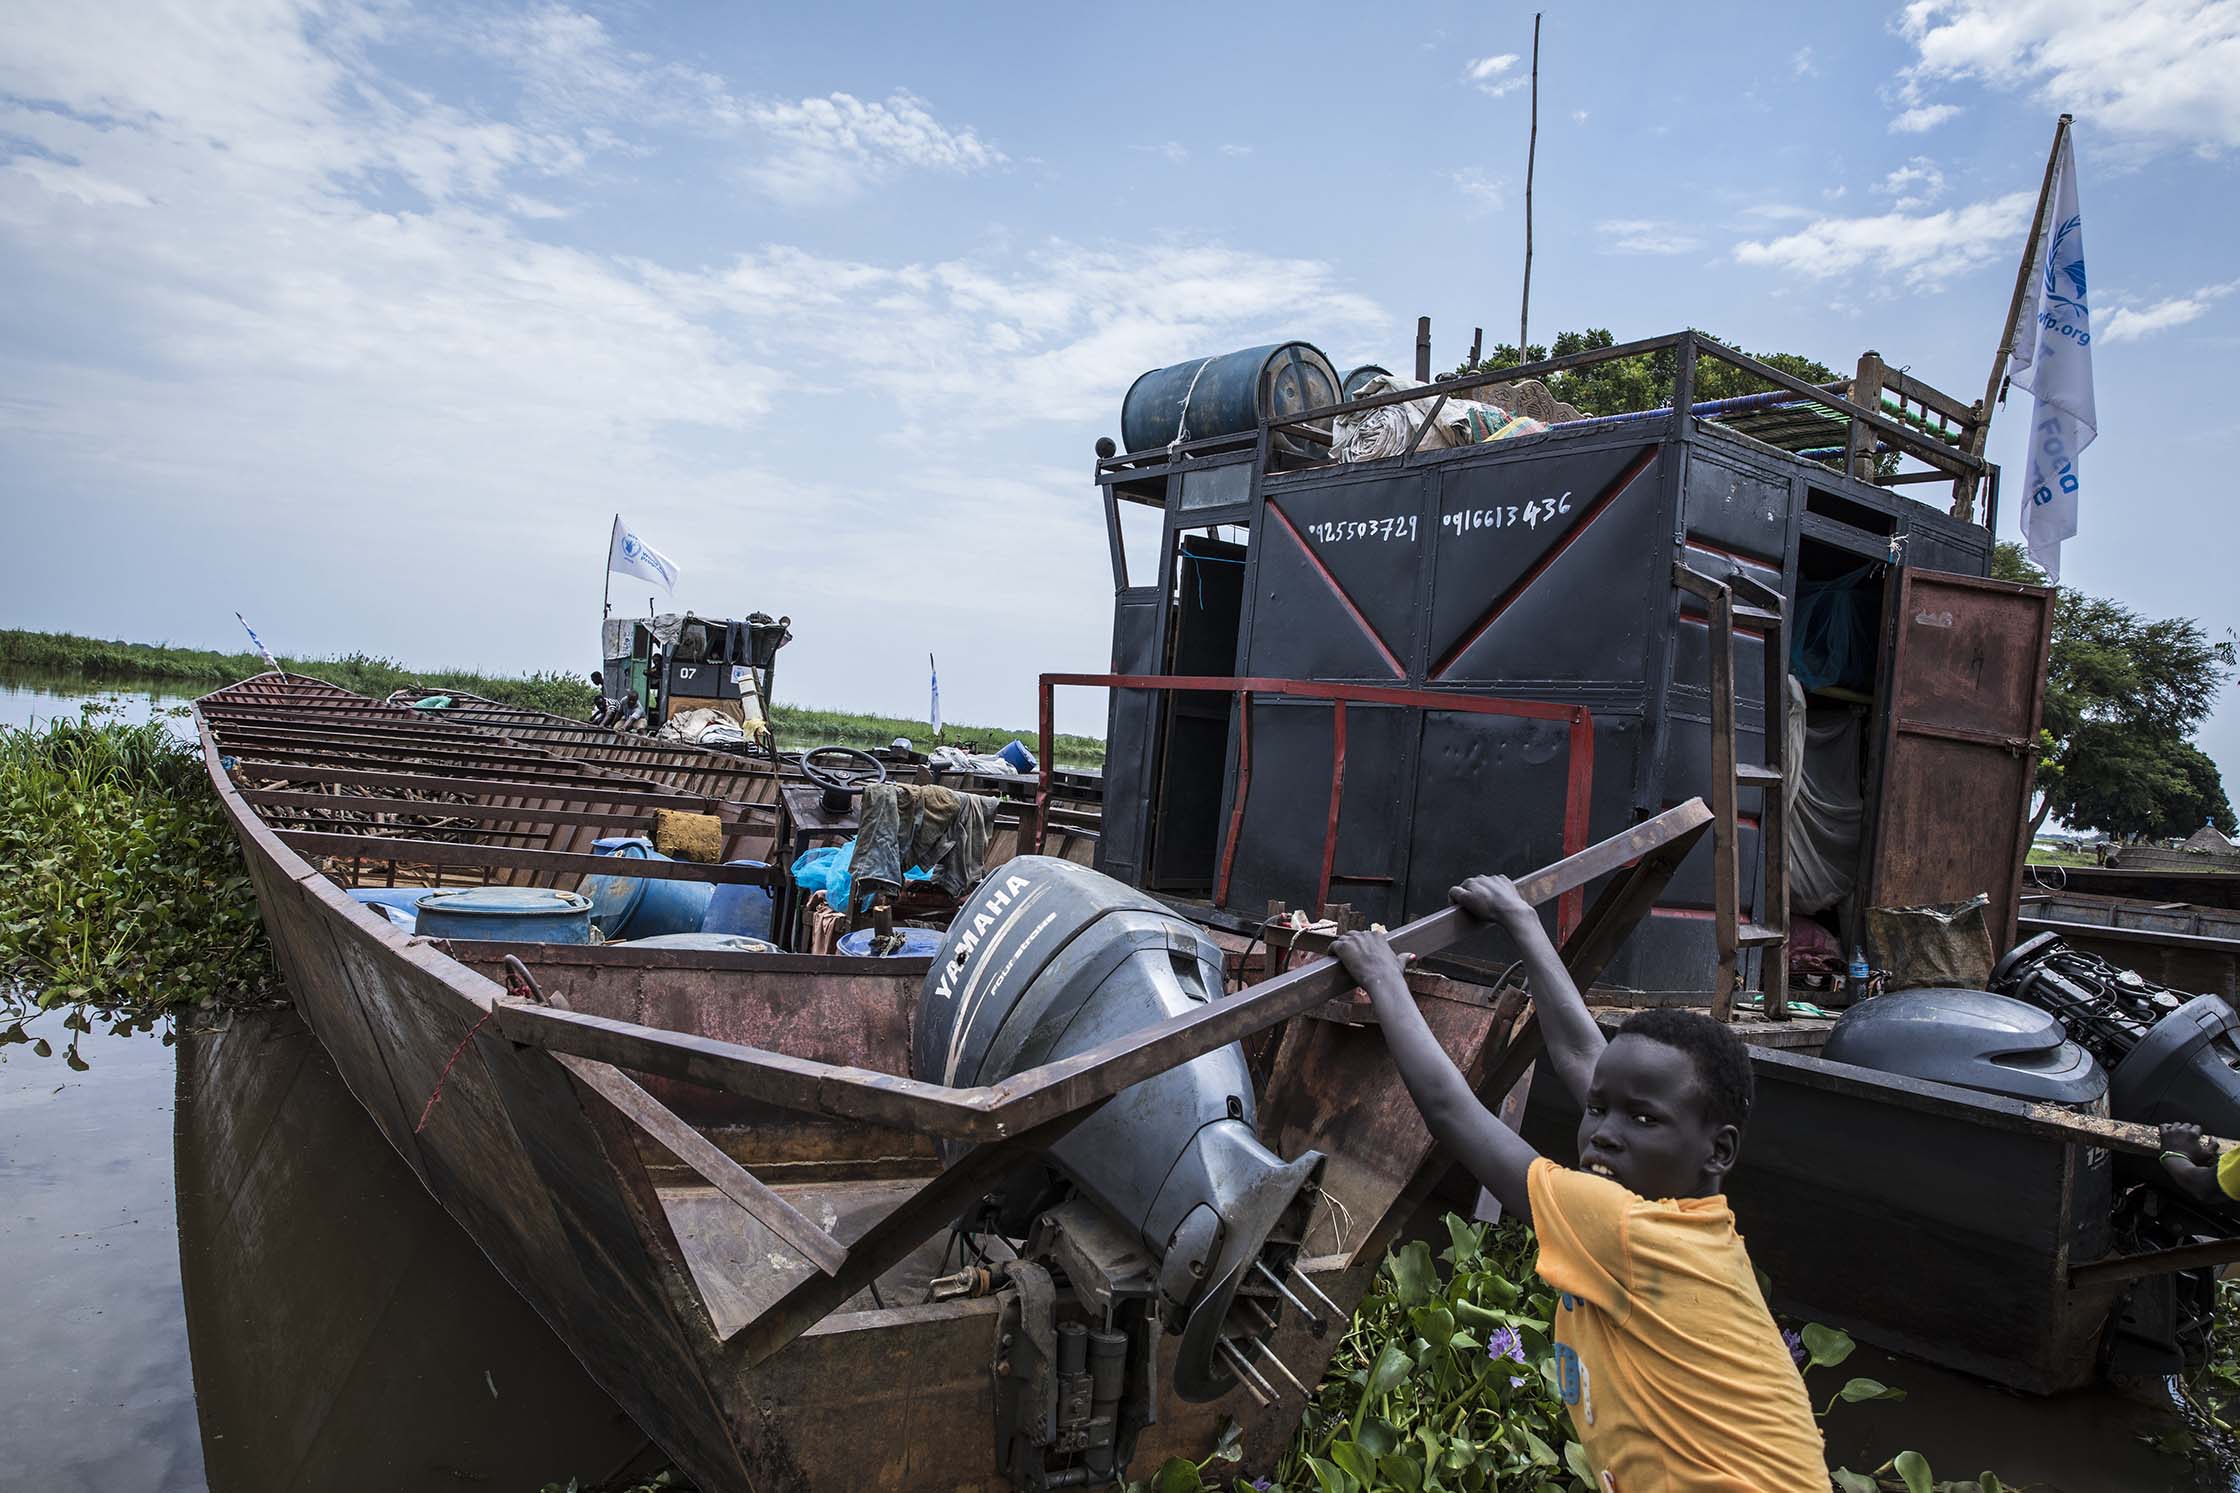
347 886 428 931
1340 364 1393 400
837 927 947 958
1121 343 1339 460
998 740 1037 774
582 836 715 940
415 887 593 944
621 933 777 953
701 861 775 940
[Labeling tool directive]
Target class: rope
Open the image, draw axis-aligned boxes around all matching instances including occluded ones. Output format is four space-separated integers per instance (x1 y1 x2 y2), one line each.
414 1007 498 1134
1168 357 1213 457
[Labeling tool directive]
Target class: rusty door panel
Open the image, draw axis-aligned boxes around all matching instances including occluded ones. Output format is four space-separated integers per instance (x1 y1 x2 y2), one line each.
1867 569 2054 952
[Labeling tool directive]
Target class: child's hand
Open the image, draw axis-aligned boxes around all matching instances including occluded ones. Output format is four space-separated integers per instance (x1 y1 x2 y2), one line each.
2163 1120 2218 1164
1450 874 1535 928
1331 930 1405 990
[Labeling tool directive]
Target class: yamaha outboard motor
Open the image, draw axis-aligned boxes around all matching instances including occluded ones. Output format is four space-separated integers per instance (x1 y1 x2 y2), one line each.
912 858 1325 1485
1820 986 2109 1108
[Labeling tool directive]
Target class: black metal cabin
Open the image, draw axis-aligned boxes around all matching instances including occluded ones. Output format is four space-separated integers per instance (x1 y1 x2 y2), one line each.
1074 331 2051 1005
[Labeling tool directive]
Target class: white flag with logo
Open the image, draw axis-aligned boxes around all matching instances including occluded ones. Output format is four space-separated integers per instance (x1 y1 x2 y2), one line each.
929 653 942 737
2010 133 2095 582
608 516 679 594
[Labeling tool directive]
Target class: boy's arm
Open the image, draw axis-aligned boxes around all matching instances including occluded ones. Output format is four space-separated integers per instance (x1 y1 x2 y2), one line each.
1332 930 1538 1224
1451 875 1605 1106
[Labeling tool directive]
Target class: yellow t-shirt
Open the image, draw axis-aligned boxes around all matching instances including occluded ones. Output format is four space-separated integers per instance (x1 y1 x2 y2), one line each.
2215 1145 2240 1199
1528 1158 1826 1492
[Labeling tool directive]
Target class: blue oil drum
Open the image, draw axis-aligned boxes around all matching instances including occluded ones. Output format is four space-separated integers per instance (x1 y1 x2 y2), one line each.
701 861 775 940
836 926 946 959
347 886 429 931
621 933 778 953
582 836 715 940
997 740 1036 774
1121 343 1340 460
415 886 593 944
1340 363 1393 400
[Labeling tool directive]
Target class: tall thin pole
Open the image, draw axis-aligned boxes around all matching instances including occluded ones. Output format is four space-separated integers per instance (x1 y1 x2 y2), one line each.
1519 12 1541 357
1961 113 2071 521
603 513 615 620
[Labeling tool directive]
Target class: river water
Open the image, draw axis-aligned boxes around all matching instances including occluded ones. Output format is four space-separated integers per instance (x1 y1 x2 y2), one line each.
1 676 2235 1490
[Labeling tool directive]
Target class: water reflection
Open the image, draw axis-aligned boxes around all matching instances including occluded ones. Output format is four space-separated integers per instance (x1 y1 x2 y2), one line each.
175 1006 651 1490
0 674 196 733
0 1007 653 1492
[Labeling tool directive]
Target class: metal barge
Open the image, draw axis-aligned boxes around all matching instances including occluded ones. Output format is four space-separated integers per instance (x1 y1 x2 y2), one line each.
205 331 2240 1484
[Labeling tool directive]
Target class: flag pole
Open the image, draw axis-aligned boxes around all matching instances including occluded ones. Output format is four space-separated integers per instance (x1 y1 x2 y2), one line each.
1960 113 2072 522
603 513 615 620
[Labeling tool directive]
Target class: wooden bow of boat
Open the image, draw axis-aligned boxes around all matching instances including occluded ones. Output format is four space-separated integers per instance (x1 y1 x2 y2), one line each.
195 672 1713 1490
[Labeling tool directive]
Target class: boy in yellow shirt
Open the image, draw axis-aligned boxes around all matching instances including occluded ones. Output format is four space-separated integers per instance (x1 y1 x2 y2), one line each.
1333 874 1826 1491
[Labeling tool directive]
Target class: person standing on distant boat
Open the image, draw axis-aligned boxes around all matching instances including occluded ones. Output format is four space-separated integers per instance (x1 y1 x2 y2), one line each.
1332 875 1826 1491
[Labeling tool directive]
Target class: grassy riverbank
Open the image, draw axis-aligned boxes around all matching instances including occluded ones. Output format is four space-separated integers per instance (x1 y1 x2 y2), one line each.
0 629 1106 766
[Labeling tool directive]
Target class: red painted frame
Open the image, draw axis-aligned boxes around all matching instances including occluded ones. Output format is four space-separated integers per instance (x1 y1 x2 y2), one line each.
1035 673 1595 939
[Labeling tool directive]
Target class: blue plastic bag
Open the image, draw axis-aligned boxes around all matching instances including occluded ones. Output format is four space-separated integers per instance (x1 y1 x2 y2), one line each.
790 839 930 915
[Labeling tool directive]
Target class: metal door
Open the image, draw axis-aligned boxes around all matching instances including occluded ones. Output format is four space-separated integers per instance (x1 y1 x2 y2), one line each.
1866 569 2054 951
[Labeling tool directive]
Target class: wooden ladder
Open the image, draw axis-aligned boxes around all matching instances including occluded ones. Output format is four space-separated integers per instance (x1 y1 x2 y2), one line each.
1674 561 1790 1022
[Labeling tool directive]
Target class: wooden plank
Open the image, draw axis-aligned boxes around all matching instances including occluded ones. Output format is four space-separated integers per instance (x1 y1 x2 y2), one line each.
233 759 742 812
555 1053 847 1276
275 830 771 883
242 788 662 833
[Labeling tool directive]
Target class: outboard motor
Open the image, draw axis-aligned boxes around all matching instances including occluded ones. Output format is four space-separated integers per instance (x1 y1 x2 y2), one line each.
912 858 1326 1486
1820 986 2109 1108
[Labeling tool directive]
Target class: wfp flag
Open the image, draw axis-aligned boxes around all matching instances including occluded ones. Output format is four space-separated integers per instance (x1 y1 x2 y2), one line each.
929 653 942 737
608 515 679 594
2010 132 2095 581
235 612 282 676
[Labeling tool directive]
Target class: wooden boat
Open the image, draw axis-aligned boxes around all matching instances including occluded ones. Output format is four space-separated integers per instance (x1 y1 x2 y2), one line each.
198 671 1715 1489
2020 888 2240 1003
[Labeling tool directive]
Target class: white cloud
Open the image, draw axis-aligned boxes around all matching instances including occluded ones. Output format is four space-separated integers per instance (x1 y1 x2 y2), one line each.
1899 0 2240 152
2099 279 2240 341
742 91 1003 205
1465 52 1527 97
1792 46 1819 77
1596 219 1702 255
1742 202 1817 223
1890 102 1963 133
1449 168 1505 217
1219 143 1254 158
1878 155 1947 209
0 0 1380 731
1732 190 2036 286
1571 109 1589 124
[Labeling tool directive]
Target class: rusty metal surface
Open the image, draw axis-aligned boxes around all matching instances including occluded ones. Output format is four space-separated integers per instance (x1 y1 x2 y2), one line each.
1866 570 2055 951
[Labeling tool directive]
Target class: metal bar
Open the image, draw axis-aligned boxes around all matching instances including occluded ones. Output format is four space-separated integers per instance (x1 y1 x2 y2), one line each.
1317 700 1348 916
1033 675 1054 855
1270 333 1684 431
1706 581 1742 1022
1694 341 1987 476
555 1053 846 1276
1671 331 1696 444
1400 392 1449 458
491 801 1716 1143
737 1110 1095 1362
273 830 770 884
1045 673 1585 726
1215 690 1254 908
2068 1236 2240 1290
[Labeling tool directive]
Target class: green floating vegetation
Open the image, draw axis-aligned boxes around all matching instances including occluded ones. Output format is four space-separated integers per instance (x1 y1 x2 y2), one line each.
0 704 279 1062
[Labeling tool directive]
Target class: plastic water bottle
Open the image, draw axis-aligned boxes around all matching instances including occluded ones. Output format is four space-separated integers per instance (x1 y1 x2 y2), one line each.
1846 948 1871 1003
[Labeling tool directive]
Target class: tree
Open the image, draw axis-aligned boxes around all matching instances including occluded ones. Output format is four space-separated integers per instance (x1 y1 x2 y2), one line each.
1991 543 2236 840
1451 327 1844 418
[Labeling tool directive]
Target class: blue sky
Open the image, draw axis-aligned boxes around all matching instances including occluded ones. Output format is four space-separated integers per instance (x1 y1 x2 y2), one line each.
3 1 2237 762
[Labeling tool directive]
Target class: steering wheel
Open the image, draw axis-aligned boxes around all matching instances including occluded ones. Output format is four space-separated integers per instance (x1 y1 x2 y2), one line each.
800 745 888 813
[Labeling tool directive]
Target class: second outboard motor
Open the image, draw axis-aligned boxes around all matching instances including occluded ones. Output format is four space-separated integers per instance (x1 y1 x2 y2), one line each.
1821 986 2109 1108
912 857 1324 1409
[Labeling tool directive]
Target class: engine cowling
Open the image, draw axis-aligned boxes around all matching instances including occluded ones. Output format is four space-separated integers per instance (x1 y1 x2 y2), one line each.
911 856 1323 1401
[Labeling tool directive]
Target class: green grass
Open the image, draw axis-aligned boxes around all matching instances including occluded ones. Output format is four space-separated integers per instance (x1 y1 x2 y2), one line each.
0 629 1107 767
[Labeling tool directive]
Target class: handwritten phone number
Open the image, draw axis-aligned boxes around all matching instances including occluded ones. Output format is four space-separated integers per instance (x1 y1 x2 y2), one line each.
1305 516 1419 543
1443 492 1573 536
